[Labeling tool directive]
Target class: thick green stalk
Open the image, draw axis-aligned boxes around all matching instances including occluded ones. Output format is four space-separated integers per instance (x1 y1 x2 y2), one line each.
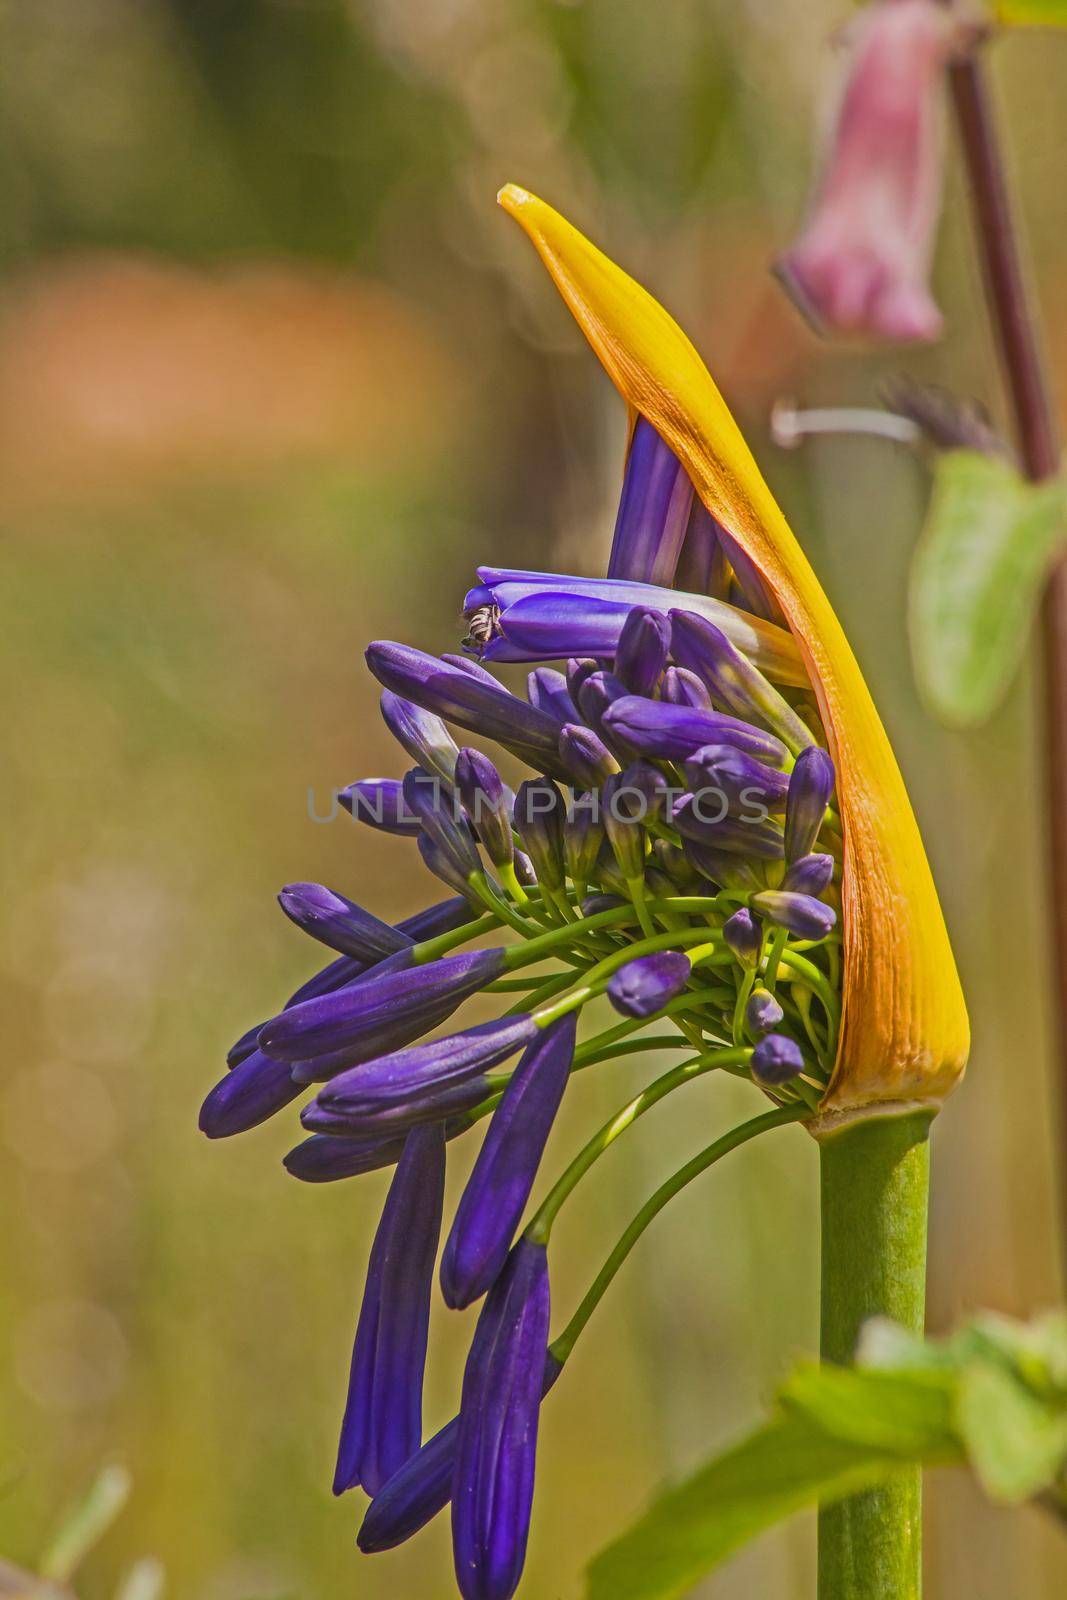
818 1111 932 1600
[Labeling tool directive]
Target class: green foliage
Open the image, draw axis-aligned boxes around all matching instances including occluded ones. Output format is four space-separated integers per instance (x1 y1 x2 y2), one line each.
585 1310 1067 1600
908 450 1067 727
997 0 1067 24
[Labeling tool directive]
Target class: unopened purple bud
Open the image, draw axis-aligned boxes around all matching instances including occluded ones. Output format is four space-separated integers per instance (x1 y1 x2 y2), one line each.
419 834 482 905
442 652 502 688
723 907 761 966
783 851 835 895
563 799 605 889
258 948 506 1066
381 690 460 784
340 778 421 835
683 744 790 813
601 771 651 882
452 1239 551 1600
784 746 836 862
566 658 600 703
302 1071 491 1138
615 606 672 697
334 1122 445 1497
580 893 627 916
751 1033 805 1086
608 416 694 586
745 987 784 1035
513 779 566 893
669 610 815 755
441 1017 576 1310
608 952 692 1019
577 670 629 743
455 748 513 871
285 1131 409 1182
751 890 837 941
653 839 700 890
672 793 785 859
682 839 763 892
527 668 578 726
660 665 713 709
278 883 411 962
403 768 481 882
199 1050 303 1139
603 695 788 768
558 723 619 789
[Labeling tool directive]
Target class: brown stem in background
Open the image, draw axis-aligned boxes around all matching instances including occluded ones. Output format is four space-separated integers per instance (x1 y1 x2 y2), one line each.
948 50 1067 1271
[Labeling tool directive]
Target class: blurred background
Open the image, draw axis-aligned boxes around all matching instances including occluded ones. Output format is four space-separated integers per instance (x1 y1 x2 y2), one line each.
2 0 1066 1595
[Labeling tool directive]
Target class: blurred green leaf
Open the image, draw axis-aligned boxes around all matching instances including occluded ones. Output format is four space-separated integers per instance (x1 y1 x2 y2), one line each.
957 1362 1067 1501
40 1465 131 1584
114 1559 165 1600
996 0 1067 24
909 450 1067 727
780 1362 958 1455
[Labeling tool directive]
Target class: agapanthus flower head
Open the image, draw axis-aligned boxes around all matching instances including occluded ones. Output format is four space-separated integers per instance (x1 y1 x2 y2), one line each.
775 0 965 343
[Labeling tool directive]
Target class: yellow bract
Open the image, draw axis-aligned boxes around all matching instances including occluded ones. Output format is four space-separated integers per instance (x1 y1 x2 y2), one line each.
499 183 969 1124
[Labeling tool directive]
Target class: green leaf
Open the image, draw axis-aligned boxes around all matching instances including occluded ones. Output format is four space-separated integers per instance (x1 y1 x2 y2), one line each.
908 450 1067 727
40 1464 132 1583
956 1361 1067 1501
584 1410 919 1600
780 1362 959 1456
996 0 1067 25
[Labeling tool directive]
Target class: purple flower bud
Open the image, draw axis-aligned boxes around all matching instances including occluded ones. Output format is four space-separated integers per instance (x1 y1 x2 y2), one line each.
607 952 692 1019
334 1122 445 1496
366 642 566 775
455 749 513 871
513 780 566 893
601 770 654 882
403 769 482 882
751 1033 805 1086
784 746 836 862
566 657 600 703
418 834 483 905
783 851 836 895
682 839 763 892
580 892 627 916
745 987 784 1034
671 793 785 859
441 1017 576 1309
751 890 837 941
776 0 956 343
199 1050 303 1139
563 798 605 889
314 1015 537 1124
340 778 421 835
615 606 672 697
358 1355 562 1555
603 695 788 768
683 744 791 814
653 839 700 890
669 610 815 755
558 723 619 790
467 569 805 686
278 883 411 962
442 652 503 688
302 1072 492 1139
723 907 761 966
526 668 578 726
452 1239 551 1600
608 416 695 585
284 1131 409 1182
660 665 712 710
381 690 460 784
576 670 629 740
258 948 506 1067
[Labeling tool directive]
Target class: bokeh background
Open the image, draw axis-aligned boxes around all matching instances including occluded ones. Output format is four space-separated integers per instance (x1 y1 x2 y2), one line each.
3 1 1067 1595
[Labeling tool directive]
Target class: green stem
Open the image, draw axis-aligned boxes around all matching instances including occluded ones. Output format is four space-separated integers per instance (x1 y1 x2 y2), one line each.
818 1111 932 1600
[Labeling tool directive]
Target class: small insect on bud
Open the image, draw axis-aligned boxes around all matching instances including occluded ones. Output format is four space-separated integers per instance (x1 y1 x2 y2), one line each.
463 601 502 654
751 1032 805 1086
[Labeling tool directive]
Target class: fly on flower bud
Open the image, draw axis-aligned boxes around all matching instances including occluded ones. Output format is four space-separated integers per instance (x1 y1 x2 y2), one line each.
381 691 461 784
609 416 694 585
746 987 785 1035
723 906 761 966
683 744 790 814
199 1050 303 1139
660 666 712 709
751 1033 805 1086
278 884 411 962
403 768 482 884
563 799 605 892
608 952 692 1019
558 723 620 789
752 890 837 941
783 851 835 895
784 745 836 862
526 667 578 726
340 778 421 836
669 610 815 756
441 1016 576 1310
776 0 959 342
603 695 788 768
452 1238 551 1600
615 605 672 697
513 780 567 893
334 1121 445 1497
455 749 513 872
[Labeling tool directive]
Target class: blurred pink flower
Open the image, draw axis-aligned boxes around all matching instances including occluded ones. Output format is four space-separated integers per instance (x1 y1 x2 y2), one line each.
777 0 965 343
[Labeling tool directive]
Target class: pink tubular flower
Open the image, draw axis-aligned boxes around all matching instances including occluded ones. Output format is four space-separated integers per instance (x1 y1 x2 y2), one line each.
777 0 965 343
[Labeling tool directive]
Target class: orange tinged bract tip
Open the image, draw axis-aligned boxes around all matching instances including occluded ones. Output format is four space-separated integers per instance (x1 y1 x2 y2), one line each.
498 184 969 1126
